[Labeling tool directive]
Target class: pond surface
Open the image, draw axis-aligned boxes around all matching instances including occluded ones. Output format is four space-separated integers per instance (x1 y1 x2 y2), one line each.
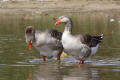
0 11 120 80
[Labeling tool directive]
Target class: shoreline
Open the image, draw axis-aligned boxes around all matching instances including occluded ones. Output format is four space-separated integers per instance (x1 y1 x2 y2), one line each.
0 1 120 15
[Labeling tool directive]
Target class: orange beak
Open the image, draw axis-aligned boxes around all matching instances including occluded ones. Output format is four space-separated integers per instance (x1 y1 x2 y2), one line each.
55 19 61 25
28 43 32 50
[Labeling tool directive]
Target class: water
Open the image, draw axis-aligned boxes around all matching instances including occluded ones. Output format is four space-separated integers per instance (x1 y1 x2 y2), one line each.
0 11 120 80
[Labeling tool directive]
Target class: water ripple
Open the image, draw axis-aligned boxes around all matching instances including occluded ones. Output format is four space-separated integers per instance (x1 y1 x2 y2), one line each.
28 56 120 66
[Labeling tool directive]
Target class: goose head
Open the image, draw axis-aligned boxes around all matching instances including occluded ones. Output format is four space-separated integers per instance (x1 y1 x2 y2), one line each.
25 26 35 50
55 16 70 25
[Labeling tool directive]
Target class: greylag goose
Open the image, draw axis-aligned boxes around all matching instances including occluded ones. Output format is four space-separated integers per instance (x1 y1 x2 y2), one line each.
25 26 63 62
55 16 103 64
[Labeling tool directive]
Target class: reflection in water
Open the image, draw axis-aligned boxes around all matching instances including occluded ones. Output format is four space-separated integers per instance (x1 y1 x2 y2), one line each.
34 63 99 80
34 62 62 80
62 64 98 80
29 69 33 80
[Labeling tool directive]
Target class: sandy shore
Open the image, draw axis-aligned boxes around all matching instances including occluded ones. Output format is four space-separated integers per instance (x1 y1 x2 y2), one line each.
0 0 120 14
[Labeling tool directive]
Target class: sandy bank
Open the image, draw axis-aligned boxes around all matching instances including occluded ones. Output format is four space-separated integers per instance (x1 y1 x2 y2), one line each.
0 0 120 14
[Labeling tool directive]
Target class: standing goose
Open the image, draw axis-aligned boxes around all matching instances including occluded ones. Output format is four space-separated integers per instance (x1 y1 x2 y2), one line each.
55 16 103 64
25 26 63 62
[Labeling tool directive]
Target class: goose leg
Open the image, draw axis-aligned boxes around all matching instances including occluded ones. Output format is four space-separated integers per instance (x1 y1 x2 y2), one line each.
43 56 46 62
57 51 62 61
57 51 62 64
78 58 84 64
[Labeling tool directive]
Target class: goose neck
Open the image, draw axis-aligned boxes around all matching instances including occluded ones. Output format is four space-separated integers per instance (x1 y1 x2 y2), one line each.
64 20 72 33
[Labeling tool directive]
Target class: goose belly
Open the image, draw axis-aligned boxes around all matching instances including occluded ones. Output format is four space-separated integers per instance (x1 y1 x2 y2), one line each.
67 45 90 56
62 38 88 52
34 45 60 58
62 41 83 50
62 39 91 57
